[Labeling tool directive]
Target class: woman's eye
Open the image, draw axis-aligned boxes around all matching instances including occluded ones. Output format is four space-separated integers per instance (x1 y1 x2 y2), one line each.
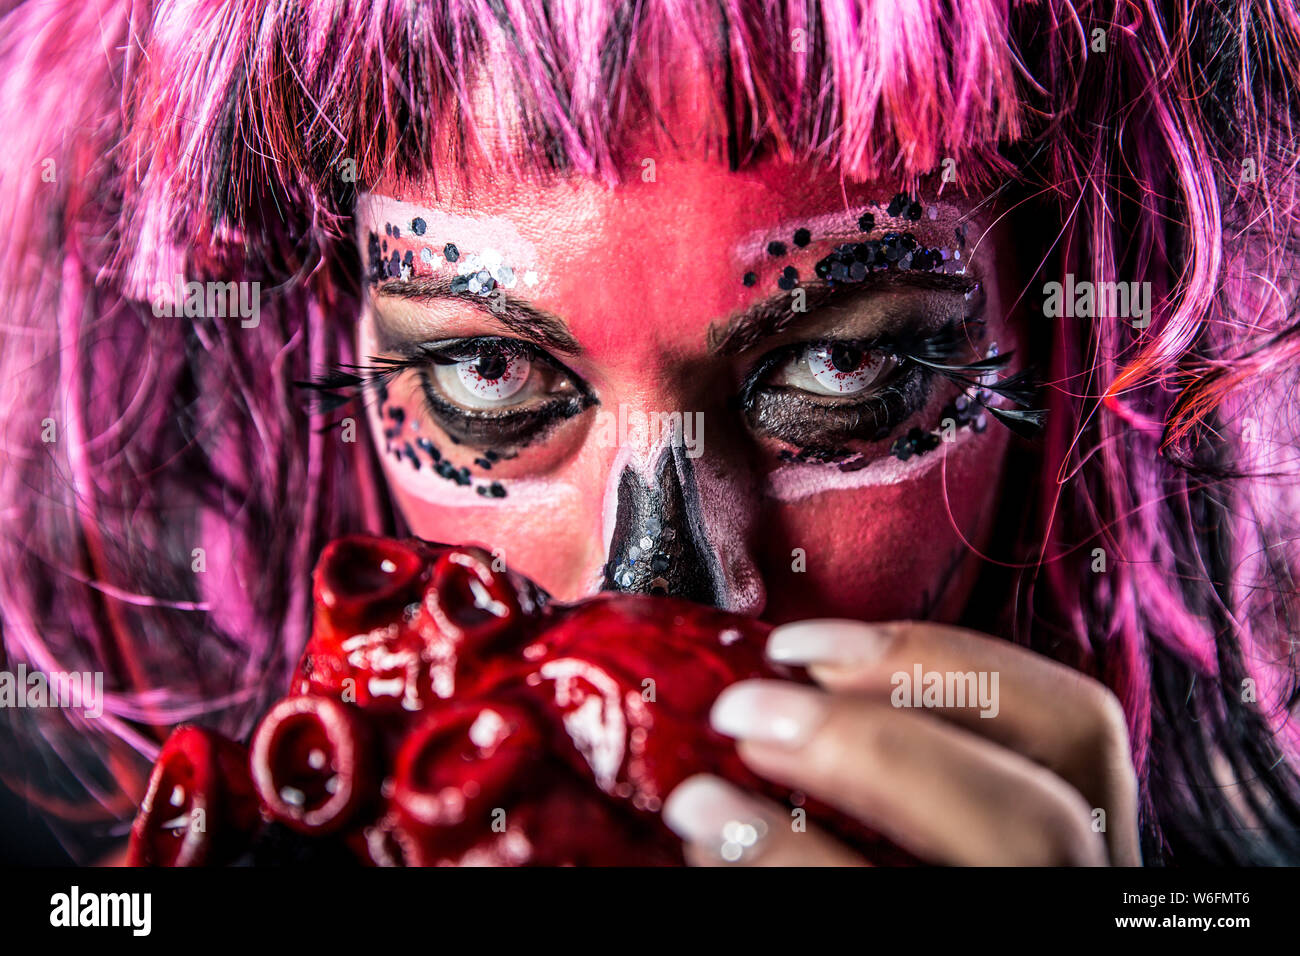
775 342 896 397
398 337 595 450
430 344 548 409
439 348 533 404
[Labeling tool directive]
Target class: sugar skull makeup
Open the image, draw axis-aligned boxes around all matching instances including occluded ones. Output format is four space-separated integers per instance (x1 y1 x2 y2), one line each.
345 159 1031 625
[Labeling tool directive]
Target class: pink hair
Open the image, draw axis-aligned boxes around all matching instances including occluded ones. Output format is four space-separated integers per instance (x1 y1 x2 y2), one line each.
2 0 1298 862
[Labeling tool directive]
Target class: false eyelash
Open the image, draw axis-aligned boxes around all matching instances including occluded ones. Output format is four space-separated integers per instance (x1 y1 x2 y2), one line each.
736 321 957 412
293 359 411 421
293 339 540 415
889 321 1048 437
736 318 1048 439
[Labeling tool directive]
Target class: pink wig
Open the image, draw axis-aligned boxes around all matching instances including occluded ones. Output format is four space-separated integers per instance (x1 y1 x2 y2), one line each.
2 0 1299 862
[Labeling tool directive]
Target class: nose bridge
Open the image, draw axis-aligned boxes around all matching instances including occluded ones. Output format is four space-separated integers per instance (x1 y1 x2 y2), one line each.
601 439 724 604
597 403 766 614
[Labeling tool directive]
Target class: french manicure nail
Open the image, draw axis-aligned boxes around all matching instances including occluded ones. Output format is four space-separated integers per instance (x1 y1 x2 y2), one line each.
710 679 828 745
765 619 897 665
662 774 772 863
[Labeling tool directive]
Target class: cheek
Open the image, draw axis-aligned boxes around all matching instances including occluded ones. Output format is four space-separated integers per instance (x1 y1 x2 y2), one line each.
370 390 613 600
755 427 1011 624
387 476 608 600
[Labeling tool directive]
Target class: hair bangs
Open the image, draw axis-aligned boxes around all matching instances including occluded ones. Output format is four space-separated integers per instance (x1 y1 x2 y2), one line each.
117 0 1030 271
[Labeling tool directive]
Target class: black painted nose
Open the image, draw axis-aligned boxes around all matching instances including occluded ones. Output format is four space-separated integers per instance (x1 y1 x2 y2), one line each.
600 443 725 606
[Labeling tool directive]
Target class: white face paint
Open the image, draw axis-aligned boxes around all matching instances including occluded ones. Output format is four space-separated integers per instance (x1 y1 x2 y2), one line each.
356 316 581 510
729 201 968 269
356 194 545 290
762 420 982 502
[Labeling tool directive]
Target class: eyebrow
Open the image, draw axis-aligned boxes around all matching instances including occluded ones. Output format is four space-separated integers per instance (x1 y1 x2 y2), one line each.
707 271 978 356
372 276 582 356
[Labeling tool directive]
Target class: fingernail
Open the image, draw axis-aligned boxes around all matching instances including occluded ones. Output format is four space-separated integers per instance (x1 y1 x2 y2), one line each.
766 619 897 666
662 774 772 863
710 680 828 746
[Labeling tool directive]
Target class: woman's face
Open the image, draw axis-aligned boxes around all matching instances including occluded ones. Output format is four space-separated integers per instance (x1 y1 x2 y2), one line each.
354 157 1022 625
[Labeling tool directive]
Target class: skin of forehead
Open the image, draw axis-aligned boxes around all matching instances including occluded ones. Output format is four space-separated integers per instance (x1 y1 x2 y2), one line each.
359 158 981 272
358 165 989 371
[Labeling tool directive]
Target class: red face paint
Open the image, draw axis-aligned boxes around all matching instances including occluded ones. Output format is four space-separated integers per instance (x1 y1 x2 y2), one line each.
354 155 1025 625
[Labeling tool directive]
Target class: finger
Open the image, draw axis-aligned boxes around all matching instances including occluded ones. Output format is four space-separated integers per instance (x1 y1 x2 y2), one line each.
662 774 867 866
712 680 1109 866
766 619 1140 865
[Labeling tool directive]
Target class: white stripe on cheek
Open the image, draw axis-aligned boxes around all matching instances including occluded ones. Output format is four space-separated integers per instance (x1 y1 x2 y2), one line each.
365 386 582 509
388 465 583 509
761 424 981 502
358 314 581 509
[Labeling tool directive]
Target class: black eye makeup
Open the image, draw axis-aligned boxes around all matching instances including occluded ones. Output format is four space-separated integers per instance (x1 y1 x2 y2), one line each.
302 285 1041 481
361 336 596 449
735 302 1045 460
737 326 950 450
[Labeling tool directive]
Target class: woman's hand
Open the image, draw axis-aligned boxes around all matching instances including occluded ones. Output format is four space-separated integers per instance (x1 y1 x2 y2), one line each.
662 619 1141 866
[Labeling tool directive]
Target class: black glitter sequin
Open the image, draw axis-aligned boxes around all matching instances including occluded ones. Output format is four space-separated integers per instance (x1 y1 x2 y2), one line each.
416 437 440 462
883 389 994 463
489 482 506 498
367 233 384 283
742 271 757 287
601 448 720 603
412 217 426 235
450 276 470 294
793 228 811 247
777 446 857 465
858 212 876 232
887 193 909 217
444 243 460 262
767 240 787 257
890 427 942 461
812 229 946 286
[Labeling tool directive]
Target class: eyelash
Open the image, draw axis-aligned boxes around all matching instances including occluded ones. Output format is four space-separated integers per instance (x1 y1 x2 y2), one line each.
375 337 595 447
302 319 1040 452
736 327 958 448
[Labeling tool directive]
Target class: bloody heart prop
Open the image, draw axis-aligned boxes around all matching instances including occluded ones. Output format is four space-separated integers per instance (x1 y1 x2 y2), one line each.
128 535 898 865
